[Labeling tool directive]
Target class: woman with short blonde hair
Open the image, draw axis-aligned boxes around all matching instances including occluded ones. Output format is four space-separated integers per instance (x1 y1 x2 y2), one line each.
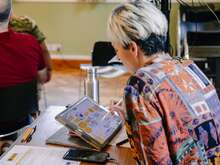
107 0 167 57
108 1 220 164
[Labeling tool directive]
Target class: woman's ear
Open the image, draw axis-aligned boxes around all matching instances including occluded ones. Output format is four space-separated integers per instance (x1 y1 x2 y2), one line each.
128 41 138 58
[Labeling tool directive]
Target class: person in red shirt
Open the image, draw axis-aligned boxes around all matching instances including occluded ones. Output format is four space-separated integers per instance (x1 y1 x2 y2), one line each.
0 0 46 153
0 0 46 88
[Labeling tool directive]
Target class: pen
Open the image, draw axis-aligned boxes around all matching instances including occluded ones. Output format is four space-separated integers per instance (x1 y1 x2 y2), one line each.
8 153 17 161
115 98 123 106
21 125 37 143
116 138 129 146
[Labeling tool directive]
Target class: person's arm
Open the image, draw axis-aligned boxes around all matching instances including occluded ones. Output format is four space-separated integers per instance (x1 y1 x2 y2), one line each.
35 40 50 84
124 85 172 164
39 41 52 82
37 42 52 84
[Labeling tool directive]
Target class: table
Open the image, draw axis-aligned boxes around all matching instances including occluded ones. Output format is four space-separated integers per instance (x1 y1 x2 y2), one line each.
1 106 135 165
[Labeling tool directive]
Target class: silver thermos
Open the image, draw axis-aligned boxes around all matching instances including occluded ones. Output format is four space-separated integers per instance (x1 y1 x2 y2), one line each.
84 67 99 103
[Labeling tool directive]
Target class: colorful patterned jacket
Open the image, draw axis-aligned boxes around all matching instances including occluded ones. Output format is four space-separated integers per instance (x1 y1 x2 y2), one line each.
124 54 220 165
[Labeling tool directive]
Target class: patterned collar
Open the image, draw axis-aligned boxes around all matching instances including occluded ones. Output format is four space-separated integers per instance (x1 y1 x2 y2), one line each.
152 53 172 63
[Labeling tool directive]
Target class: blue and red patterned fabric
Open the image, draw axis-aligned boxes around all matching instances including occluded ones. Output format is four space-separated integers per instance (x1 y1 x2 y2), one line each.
124 54 220 165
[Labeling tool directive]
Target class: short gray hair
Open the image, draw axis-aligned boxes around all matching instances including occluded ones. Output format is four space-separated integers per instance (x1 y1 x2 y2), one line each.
107 0 168 48
0 0 12 23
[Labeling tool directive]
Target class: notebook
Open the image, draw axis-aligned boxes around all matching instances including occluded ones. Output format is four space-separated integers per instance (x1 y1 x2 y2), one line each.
46 127 94 150
55 96 122 150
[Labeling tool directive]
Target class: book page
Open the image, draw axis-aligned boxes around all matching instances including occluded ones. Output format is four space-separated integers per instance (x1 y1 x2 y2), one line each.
0 145 79 165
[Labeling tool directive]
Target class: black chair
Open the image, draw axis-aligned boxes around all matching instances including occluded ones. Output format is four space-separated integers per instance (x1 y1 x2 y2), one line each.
91 41 118 66
0 79 39 135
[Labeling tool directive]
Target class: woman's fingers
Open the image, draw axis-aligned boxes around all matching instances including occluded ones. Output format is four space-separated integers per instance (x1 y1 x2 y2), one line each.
111 99 123 107
109 101 125 123
112 105 125 119
69 131 79 137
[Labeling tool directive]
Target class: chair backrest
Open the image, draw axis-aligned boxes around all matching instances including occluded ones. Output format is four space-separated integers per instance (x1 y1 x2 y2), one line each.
0 79 38 134
92 41 116 66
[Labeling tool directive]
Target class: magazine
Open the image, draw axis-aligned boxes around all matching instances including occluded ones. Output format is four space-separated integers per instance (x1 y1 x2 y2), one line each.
55 96 122 150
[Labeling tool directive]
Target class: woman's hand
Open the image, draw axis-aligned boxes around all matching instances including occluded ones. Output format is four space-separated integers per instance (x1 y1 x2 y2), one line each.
69 130 80 137
37 68 49 84
109 99 125 122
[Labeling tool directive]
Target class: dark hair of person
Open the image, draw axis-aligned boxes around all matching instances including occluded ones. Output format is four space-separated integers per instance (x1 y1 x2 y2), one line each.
0 0 11 22
124 33 166 56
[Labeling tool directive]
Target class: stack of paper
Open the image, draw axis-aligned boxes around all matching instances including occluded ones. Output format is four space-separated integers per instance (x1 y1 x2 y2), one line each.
0 145 79 165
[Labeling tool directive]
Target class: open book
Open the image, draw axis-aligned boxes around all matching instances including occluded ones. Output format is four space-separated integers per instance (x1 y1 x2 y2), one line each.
55 96 122 150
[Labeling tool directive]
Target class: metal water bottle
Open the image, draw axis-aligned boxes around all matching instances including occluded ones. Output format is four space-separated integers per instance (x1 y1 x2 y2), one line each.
84 67 99 103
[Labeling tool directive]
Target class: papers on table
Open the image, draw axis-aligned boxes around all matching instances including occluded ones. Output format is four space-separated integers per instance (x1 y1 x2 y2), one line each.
0 145 79 165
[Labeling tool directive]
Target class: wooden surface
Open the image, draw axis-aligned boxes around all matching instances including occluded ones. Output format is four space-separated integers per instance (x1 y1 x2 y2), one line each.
2 106 135 165
80 145 135 165
17 106 65 147
52 59 91 71
42 67 129 108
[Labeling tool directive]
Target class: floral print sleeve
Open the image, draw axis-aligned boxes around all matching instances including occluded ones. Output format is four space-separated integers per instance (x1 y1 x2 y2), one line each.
124 77 172 165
